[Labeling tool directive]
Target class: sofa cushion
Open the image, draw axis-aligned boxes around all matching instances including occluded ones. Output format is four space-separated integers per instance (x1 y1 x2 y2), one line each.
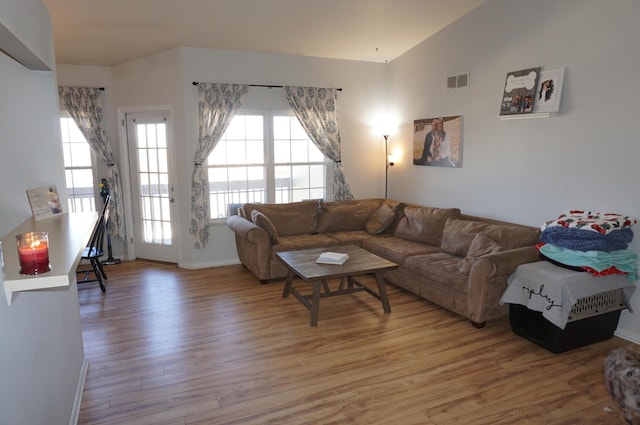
325 230 377 245
458 233 504 275
394 206 461 246
251 210 280 244
404 252 469 294
317 199 383 233
440 218 490 257
362 236 440 267
272 234 340 253
483 224 540 250
365 201 403 235
243 200 319 236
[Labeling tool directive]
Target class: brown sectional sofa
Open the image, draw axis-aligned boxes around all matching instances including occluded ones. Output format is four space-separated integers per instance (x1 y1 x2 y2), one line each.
226 198 541 327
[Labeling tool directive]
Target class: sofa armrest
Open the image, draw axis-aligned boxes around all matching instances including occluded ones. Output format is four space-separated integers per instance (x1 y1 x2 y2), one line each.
478 246 541 277
467 246 540 324
227 215 271 245
227 215 273 281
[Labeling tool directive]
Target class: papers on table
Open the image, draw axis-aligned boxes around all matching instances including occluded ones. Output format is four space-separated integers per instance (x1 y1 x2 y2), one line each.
316 251 349 265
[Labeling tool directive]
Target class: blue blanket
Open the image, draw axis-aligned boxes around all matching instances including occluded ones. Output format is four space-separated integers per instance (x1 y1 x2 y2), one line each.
540 226 633 252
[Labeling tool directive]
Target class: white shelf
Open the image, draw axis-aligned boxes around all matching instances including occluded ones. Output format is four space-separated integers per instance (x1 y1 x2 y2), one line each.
1 212 97 305
498 112 552 120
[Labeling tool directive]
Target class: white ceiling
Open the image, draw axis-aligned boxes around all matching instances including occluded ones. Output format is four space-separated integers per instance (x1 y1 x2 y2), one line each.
42 0 486 67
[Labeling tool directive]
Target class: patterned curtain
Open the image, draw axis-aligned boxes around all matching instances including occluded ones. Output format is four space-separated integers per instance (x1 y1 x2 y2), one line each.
190 83 249 248
58 87 126 240
284 86 354 200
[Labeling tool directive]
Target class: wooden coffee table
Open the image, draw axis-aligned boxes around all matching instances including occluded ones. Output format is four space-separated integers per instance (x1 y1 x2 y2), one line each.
276 245 398 326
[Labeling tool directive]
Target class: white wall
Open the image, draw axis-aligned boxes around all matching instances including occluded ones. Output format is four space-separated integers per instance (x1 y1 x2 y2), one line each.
0 1 86 424
389 0 640 342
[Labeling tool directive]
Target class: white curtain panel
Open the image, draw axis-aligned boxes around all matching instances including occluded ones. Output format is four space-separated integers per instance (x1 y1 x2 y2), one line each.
190 83 249 248
284 86 354 201
58 86 126 240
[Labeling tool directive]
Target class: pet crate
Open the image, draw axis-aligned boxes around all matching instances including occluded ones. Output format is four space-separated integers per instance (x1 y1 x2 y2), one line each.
509 288 626 354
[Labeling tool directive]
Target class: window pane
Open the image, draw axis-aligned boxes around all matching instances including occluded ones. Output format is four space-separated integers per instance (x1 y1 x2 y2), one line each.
274 139 291 163
206 112 328 219
137 126 147 148
245 115 263 140
209 140 228 166
246 139 264 164
157 124 167 148
309 164 325 187
69 142 92 167
291 140 309 163
291 189 309 202
308 142 325 162
147 124 157 148
292 165 310 189
273 116 291 139
59 117 95 213
158 149 168 173
227 141 247 165
291 119 308 139
224 116 246 140
309 188 325 199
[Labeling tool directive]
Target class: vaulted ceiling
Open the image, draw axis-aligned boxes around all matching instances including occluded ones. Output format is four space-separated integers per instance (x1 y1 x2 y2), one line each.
43 0 486 66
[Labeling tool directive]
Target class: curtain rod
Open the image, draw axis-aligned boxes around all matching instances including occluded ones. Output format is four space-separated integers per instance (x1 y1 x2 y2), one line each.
192 81 342 91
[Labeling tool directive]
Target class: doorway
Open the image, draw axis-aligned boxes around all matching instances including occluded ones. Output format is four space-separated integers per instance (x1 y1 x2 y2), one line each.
125 110 178 263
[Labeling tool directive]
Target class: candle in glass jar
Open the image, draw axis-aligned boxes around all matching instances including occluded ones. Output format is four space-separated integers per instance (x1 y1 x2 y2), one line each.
16 232 50 275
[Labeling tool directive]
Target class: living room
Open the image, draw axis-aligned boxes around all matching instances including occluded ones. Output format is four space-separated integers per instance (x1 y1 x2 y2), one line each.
54 0 640 341
1 0 639 424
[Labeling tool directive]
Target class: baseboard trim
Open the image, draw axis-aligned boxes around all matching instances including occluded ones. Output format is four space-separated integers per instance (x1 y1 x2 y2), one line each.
179 259 241 270
615 329 640 345
69 358 89 425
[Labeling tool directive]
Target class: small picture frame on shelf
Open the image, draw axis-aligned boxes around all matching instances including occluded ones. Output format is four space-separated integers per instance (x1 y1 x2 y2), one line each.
533 68 565 113
26 185 64 220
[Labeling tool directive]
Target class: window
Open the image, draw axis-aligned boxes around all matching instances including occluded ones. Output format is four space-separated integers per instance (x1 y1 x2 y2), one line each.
59 116 96 212
207 110 328 219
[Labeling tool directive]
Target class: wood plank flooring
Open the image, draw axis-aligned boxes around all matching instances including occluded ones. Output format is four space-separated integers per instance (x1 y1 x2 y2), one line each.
77 260 631 424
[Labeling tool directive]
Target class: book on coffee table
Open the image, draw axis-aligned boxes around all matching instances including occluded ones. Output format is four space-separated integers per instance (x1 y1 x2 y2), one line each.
316 251 349 265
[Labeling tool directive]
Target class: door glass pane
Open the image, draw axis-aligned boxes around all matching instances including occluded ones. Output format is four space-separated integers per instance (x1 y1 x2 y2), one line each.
136 122 172 246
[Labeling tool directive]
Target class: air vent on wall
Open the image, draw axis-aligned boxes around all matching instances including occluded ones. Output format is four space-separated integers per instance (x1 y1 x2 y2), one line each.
447 72 469 90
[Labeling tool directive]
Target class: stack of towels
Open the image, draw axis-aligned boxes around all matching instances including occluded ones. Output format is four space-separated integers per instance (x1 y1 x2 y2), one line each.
538 210 638 281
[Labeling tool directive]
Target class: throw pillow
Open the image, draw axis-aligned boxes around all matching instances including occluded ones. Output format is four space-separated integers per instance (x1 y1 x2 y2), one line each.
483 224 540 250
244 200 319 236
316 199 383 233
251 210 280 244
365 203 398 235
394 206 461 245
440 218 490 257
458 232 503 275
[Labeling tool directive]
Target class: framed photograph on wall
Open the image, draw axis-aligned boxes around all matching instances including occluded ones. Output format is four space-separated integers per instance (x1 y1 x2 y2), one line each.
533 68 565 113
413 115 462 168
499 67 541 116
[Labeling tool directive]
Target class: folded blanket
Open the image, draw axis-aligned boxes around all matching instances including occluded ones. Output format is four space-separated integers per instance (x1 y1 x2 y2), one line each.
541 210 637 235
540 226 634 252
539 252 628 277
538 243 638 281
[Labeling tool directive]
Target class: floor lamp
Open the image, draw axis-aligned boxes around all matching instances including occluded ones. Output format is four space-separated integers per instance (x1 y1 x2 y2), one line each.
384 134 394 198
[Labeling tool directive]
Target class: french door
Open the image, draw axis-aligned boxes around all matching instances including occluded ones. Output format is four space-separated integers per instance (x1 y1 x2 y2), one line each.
126 111 178 263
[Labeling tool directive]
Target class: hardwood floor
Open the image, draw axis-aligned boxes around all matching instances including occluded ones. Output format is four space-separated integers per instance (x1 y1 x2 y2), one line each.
77 260 630 424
